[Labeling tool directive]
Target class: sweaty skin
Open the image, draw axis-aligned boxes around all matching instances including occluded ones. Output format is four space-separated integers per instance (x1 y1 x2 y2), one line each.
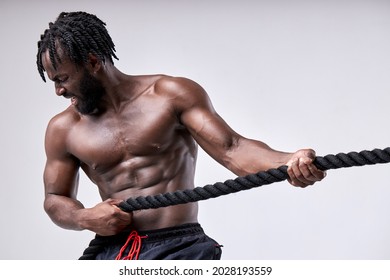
42 48 325 236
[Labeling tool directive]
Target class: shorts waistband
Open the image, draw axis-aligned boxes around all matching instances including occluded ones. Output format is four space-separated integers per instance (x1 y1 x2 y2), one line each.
137 223 204 242
98 223 204 245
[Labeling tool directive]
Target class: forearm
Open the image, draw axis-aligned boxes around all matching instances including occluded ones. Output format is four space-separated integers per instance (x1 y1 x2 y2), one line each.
224 137 292 176
44 194 133 235
223 137 326 188
44 193 86 231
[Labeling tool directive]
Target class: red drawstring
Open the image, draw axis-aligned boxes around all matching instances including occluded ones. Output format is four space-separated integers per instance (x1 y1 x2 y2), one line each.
115 230 147 260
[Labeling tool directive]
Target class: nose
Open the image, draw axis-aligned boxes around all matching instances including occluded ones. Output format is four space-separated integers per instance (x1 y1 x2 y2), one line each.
55 84 66 96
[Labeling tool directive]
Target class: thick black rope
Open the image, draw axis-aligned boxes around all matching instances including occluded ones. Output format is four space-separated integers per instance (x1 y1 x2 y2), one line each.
79 147 390 259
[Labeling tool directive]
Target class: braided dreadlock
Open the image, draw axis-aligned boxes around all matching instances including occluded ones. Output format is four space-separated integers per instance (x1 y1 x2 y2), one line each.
36 11 119 82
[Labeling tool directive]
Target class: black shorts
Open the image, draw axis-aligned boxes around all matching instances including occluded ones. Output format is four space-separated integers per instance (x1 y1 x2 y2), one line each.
93 223 222 260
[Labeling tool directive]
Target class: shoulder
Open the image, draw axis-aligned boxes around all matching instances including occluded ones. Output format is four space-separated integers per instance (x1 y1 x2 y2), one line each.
133 74 207 99
152 75 211 110
154 75 205 96
45 108 81 154
46 107 80 133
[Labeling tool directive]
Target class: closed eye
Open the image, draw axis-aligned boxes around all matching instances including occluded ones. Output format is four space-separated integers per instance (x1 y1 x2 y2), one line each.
53 76 68 83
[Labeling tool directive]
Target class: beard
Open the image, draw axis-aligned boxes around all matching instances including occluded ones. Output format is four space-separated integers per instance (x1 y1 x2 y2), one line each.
75 70 106 115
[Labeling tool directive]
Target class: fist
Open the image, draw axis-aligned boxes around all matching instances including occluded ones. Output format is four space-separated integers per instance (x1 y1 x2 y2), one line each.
82 198 133 236
286 149 326 187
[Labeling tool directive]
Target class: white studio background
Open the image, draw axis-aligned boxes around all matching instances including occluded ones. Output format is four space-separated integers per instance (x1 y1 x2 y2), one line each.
0 0 389 260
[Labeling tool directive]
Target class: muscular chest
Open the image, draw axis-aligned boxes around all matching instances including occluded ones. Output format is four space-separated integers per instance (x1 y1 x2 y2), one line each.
68 102 180 169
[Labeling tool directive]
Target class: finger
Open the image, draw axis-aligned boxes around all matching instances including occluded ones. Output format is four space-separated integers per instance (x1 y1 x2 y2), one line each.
298 156 327 180
300 156 327 180
306 163 327 180
287 159 311 187
296 163 315 187
291 158 320 187
287 159 298 184
301 158 326 181
105 198 125 206
117 212 133 223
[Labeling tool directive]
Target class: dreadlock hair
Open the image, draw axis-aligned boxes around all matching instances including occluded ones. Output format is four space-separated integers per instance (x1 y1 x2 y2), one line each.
37 11 119 82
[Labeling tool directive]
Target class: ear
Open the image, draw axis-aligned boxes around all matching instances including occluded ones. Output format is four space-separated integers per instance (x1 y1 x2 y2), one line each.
86 53 102 73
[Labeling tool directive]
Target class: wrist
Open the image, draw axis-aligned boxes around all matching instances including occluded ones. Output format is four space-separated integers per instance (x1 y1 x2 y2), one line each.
73 208 90 231
275 151 293 167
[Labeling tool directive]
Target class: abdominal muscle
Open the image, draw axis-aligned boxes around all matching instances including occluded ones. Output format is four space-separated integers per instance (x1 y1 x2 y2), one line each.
129 203 199 231
82 150 199 231
109 177 199 231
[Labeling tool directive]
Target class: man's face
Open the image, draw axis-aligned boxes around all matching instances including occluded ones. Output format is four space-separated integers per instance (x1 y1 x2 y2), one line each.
73 69 106 115
41 48 106 115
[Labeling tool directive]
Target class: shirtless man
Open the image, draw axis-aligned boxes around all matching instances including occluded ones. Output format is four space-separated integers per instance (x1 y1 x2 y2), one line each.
37 12 326 260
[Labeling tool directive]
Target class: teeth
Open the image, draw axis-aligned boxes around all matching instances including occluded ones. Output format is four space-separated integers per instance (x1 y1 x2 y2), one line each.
71 97 77 105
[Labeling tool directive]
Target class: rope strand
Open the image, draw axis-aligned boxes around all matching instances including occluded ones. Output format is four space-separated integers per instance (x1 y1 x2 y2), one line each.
118 147 390 212
79 147 390 260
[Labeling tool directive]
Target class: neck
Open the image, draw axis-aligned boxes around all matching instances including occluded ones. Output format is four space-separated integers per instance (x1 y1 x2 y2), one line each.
96 64 137 113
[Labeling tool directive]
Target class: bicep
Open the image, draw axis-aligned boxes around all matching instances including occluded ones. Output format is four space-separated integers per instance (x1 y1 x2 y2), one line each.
180 95 280 175
177 81 241 162
182 106 239 150
44 156 80 199
43 118 80 199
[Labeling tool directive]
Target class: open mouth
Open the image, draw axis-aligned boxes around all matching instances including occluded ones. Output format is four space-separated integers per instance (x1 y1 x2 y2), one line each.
70 96 78 106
